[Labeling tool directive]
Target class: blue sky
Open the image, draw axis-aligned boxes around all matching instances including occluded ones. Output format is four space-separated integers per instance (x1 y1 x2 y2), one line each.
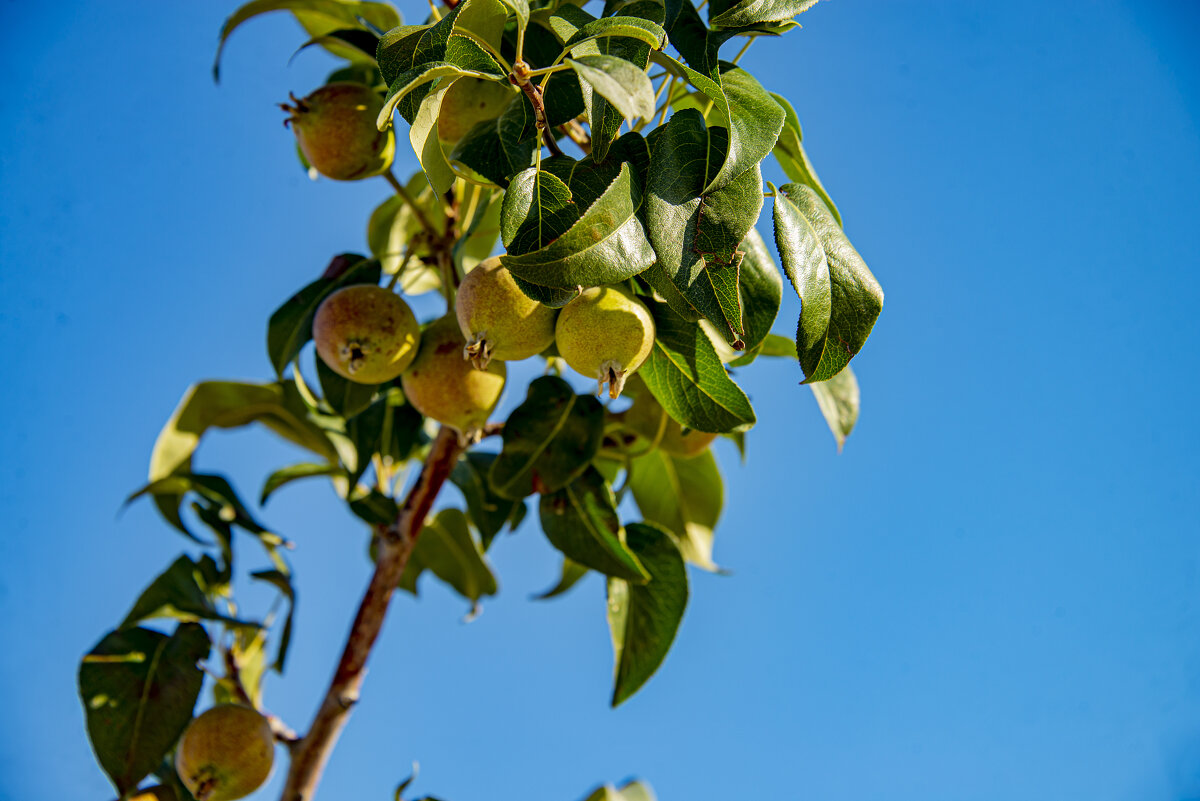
3 1 1200 800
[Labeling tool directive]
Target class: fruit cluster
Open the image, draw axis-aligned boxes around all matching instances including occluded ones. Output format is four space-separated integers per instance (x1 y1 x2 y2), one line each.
313 255 658 439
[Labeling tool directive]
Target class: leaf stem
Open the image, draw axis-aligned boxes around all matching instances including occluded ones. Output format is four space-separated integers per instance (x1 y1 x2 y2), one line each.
278 426 465 801
515 77 565 158
383 170 437 235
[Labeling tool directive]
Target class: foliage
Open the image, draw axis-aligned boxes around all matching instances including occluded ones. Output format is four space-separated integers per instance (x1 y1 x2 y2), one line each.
80 0 884 797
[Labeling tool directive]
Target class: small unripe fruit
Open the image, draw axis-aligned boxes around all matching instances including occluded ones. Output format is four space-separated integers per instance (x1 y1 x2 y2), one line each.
623 393 717 457
281 82 395 181
456 256 557 368
402 315 506 438
175 704 274 801
313 285 420 384
555 286 655 399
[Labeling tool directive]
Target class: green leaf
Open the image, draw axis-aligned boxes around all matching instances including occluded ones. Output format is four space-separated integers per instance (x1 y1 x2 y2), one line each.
579 779 658 801
500 162 655 290
377 5 461 93
316 356 378 418
722 227 782 363
501 168 577 256
250 568 298 671
773 183 883 382
638 302 756 433
561 16 667 52
128 473 277 545
771 92 841 227
78 623 209 798
607 522 688 706
648 55 783 194
533 557 589 600
810 364 859 452
709 0 817 28
121 556 243 629
449 93 538 186
450 451 524 550
498 0 530 32
567 55 656 122
267 255 381 377
539 467 649 581
378 62 471 130
261 462 338 504
628 449 723 570
489 376 605 499
290 27 381 64
366 177 445 295
349 487 400 526
214 0 401 81
409 76 461 195
399 508 499 603
643 108 767 345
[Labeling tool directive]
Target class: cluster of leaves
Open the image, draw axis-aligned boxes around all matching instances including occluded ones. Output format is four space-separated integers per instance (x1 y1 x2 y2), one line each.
78 0 883 798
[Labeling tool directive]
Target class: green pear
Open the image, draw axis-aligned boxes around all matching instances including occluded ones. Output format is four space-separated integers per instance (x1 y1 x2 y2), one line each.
456 256 557 368
282 82 395 181
175 705 274 801
401 315 506 437
555 286 655 399
313 284 420 384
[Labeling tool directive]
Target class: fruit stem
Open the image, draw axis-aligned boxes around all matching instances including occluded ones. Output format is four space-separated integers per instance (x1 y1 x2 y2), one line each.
278 427 465 801
382 170 437 235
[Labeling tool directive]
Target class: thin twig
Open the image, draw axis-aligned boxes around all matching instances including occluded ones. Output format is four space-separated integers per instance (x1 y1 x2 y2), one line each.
513 74 564 158
383 170 437 234
278 427 465 801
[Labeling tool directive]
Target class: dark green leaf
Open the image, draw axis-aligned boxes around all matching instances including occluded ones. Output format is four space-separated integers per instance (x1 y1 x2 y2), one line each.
500 162 655 289
561 16 667 52
317 356 378 418
629 449 723 570
250 568 297 671
726 227 783 361
773 183 882 382
121 556 242 629
810 364 859 452
709 0 816 28
771 92 841 226
607 522 688 706
539 467 649 580
638 302 756 433
349 487 399 526
512 275 580 307
533 557 589 600
290 27 381 64
78 624 209 797
449 93 538 186
267 256 381 377
378 4 460 86
450 451 524 549
399 508 498 602
489 376 605 499
644 109 765 345
214 0 401 81
649 55 783 194
567 55 656 123
501 169 578 256
261 462 338 505
379 62 470 130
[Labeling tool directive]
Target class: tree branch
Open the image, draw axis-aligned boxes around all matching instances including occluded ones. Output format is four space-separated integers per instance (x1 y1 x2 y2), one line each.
279 426 464 801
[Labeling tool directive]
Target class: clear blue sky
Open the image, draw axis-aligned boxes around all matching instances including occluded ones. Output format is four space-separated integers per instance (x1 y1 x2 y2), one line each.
2 1 1200 800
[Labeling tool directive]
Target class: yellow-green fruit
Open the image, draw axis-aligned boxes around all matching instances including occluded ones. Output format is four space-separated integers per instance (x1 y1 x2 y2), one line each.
175 705 274 801
313 284 420 384
555 286 655 399
282 82 395 181
401 315 506 436
623 393 717 457
456 256 557 368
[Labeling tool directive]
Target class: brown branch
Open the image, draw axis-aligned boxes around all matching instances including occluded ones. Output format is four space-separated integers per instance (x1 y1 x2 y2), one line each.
558 119 592 156
279 426 464 801
513 74 565 158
